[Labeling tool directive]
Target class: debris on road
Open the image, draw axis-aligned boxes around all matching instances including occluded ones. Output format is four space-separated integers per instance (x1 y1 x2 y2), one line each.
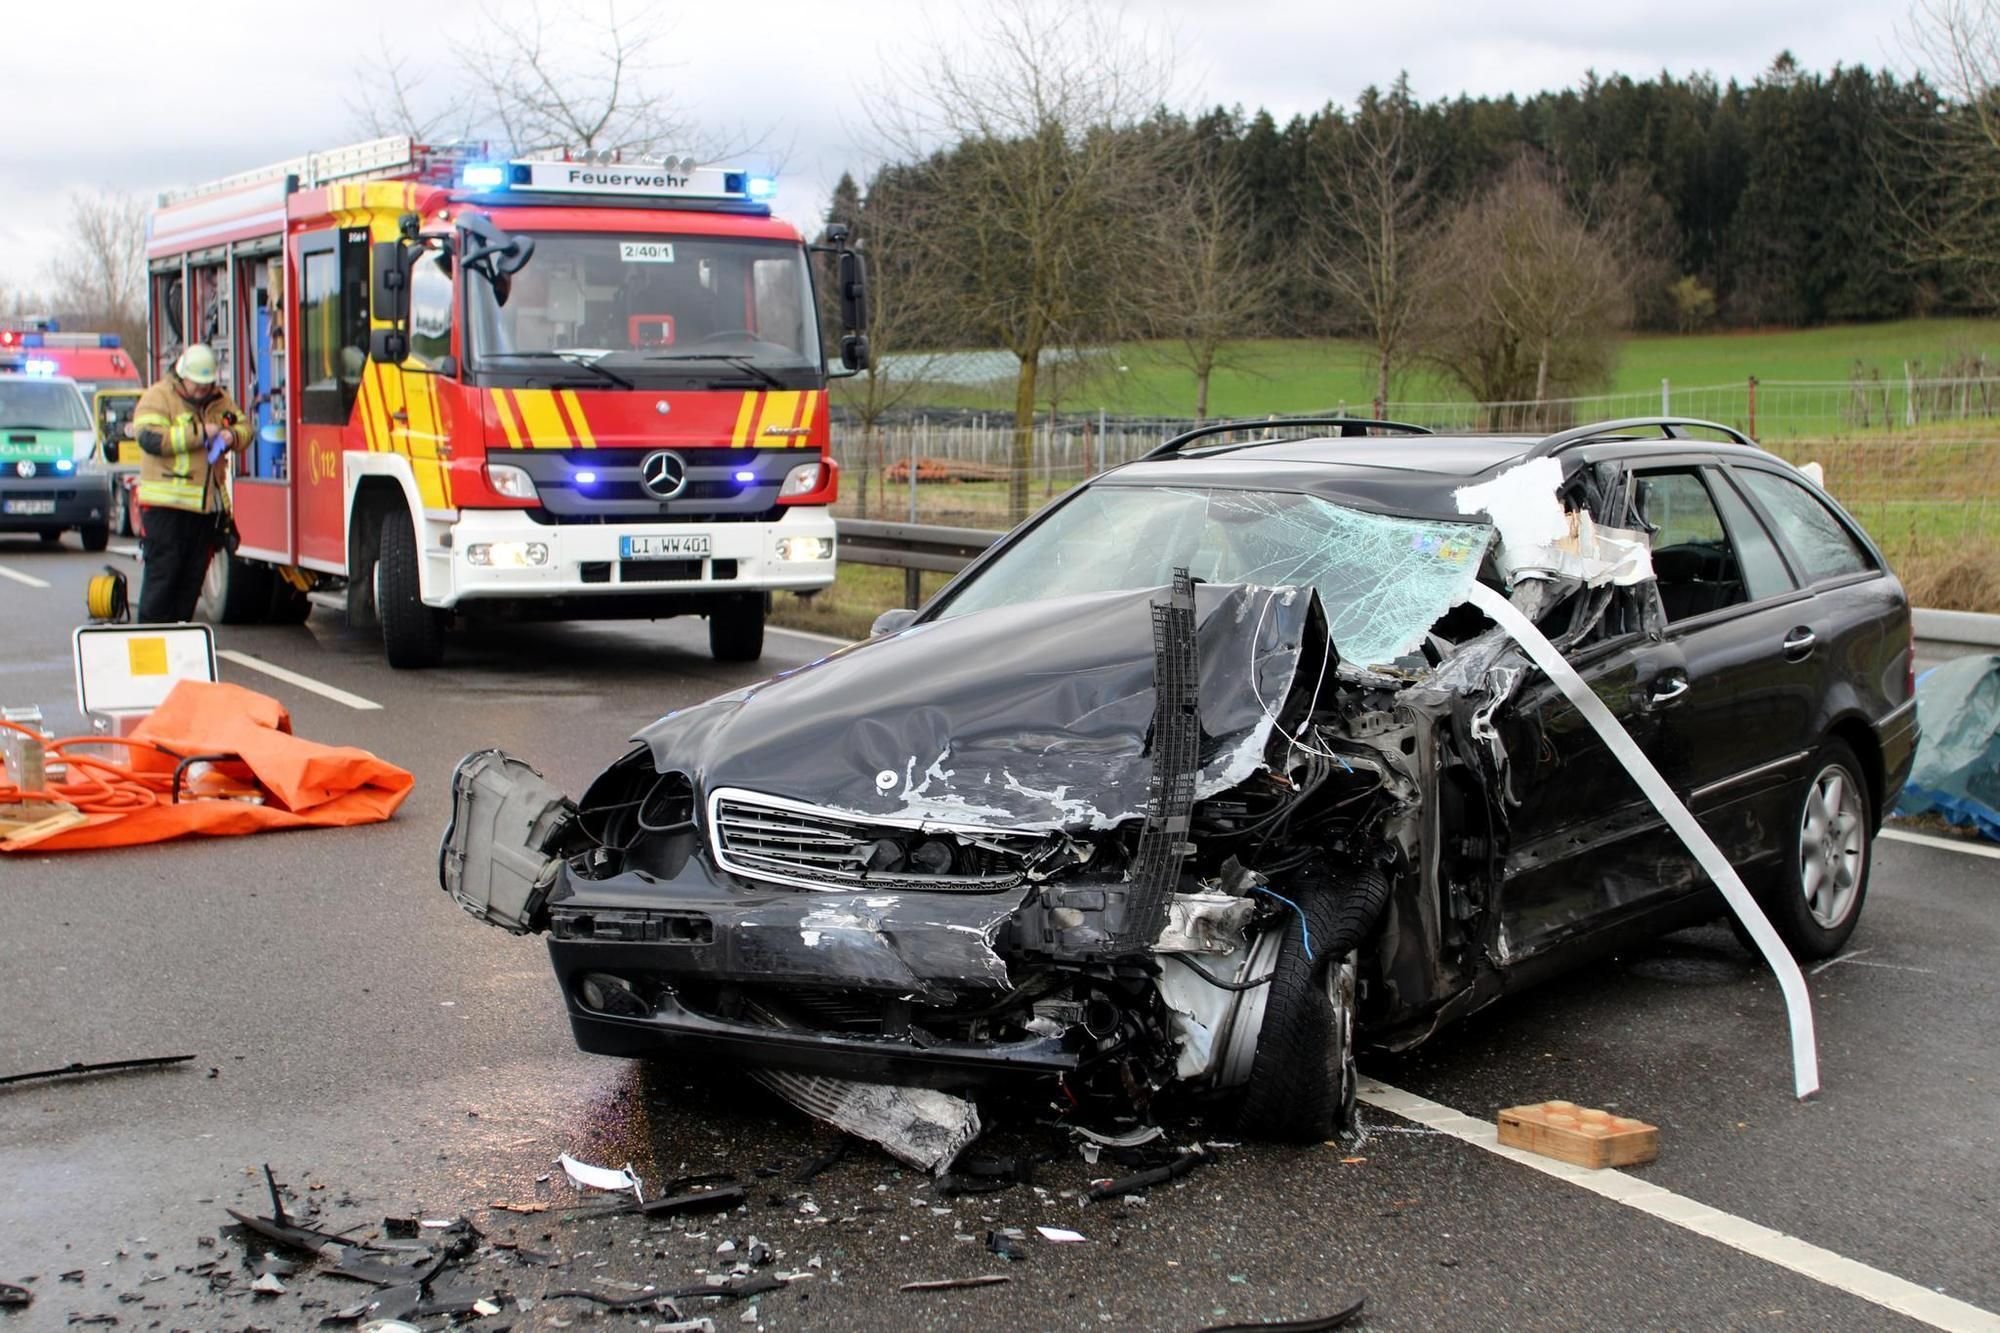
1035 1226 1087 1243
1498 1101 1659 1168
1197 1296 1367 1332
1086 1146 1207 1201
0 1280 30 1308
899 1274 1012 1292
751 1067 982 1173
0 1053 194 1087
557 1151 644 1201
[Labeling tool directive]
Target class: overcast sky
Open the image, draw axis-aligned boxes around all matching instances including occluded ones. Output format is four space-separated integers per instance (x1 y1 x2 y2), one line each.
0 0 1917 297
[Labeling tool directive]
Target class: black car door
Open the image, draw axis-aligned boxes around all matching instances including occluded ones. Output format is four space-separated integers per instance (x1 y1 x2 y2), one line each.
1632 464 1816 880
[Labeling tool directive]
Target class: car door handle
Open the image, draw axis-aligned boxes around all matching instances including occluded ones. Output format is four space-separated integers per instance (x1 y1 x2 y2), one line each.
1645 673 1690 707
1782 627 1817 660
390 409 409 423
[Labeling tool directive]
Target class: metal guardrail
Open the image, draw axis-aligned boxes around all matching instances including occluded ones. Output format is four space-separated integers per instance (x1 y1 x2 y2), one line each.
834 518 2000 648
835 518 1000 603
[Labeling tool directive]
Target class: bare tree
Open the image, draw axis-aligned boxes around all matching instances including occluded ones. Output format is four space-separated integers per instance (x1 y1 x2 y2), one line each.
1896 1 2000 303
459 0 687 156
347 35 471 142
43 191 147 351
1140 147 1279 420
1413 158 1632 423
1308 77 1431 419
872 0 1173 521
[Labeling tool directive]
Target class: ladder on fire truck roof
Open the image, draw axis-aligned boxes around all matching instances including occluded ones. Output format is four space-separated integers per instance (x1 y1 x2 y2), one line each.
156 135 485 207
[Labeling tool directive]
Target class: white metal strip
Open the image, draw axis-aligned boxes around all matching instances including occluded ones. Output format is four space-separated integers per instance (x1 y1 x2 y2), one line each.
1880 828 2000 861
1358 1080 2000 1332
1466 581 1819 1098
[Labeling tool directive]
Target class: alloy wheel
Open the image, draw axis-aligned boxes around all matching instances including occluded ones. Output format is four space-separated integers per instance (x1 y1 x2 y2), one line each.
1799 763 1866 929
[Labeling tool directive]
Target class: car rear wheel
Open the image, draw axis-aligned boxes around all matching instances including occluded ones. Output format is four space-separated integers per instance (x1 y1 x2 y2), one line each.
200 551 272 624
1764 740 1872 960
79 521 110 553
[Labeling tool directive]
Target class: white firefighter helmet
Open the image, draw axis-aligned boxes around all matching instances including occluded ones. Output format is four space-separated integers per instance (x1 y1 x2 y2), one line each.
174 344 219 385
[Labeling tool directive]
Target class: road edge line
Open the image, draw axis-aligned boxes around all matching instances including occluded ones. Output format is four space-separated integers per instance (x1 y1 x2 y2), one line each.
0 562 52 589
1357 1080 2000 1332
1880 828 2000 861
216 649 383 711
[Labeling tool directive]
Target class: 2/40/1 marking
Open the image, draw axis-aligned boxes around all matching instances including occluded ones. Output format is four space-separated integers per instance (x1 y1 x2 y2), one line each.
620 241 675 263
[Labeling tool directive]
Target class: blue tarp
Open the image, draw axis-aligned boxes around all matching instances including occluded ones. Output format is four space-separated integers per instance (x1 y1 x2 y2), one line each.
1895 653 2000 843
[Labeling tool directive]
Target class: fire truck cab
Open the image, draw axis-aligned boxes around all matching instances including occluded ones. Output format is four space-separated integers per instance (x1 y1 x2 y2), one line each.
146 137 863 667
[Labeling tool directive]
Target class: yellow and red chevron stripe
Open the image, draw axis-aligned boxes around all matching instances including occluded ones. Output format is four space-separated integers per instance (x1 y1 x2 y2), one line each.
730 390 820 447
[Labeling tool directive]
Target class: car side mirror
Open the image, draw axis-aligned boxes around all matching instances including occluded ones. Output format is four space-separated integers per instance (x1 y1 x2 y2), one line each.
870 608 918 637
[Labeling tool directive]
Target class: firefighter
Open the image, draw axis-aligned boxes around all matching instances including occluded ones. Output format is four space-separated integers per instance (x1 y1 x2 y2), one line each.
131 344 252 622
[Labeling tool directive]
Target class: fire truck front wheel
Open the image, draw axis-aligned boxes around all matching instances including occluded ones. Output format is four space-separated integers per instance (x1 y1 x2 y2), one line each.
708 593 766 663
378 507 446 669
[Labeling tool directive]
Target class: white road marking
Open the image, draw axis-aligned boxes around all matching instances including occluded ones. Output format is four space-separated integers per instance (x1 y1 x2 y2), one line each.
1810 948 1937 977
0 562 51 589
216 649 382 711
1359 1080 2000 1331
767 625 858 651
1881 828 2000 861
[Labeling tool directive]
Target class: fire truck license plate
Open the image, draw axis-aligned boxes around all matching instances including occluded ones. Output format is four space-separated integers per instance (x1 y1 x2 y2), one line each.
4 499 56 515
621 534 711 558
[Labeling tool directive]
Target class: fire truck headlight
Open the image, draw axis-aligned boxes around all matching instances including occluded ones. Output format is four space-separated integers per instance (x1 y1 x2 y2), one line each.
465 541 550 568
775 536 834 563
776 462 823 499
485 463 539 500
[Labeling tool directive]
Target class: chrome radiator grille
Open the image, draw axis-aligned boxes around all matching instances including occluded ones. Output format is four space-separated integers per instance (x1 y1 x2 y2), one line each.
708 787 1051 892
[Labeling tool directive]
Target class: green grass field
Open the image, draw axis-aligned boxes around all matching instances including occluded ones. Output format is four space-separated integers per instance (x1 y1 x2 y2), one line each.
898 318 2000 419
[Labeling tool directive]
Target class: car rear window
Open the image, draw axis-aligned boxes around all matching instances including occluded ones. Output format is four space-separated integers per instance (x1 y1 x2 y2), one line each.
1737 469 1872 583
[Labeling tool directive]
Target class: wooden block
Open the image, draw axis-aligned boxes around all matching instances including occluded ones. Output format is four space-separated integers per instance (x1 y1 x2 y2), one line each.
1497 1100 1658 1169
0 799 83 839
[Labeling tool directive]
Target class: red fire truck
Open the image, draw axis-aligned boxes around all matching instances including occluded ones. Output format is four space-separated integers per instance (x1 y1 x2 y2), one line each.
145 136 865 667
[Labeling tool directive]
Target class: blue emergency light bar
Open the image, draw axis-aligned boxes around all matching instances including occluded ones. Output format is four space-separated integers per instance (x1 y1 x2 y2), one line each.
0 331 121 349
459 157 774 205
460 163 507 189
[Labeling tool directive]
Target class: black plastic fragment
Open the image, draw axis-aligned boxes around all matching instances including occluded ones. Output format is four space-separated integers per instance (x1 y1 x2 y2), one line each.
1087 1148 1206 1202
0 1280 30 1308
985 1230 1026 1262
0 1054 195 1087
637 1184 748 1218
1197 1297 1366 1332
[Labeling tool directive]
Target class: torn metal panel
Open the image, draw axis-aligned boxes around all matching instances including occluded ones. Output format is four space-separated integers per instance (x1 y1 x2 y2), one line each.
751 1066 981 1173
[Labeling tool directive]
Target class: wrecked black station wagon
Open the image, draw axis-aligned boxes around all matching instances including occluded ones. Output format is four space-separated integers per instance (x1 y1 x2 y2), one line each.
440 416 1916 1163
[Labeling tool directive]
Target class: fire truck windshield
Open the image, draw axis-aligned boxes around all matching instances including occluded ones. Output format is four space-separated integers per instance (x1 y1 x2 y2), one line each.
466 233 823 387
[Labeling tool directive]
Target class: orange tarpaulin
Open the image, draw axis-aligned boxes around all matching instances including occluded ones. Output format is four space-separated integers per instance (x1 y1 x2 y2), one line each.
0 681 413 853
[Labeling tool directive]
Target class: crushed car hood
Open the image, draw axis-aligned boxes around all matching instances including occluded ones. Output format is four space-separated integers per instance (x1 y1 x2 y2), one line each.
636 583 1325 831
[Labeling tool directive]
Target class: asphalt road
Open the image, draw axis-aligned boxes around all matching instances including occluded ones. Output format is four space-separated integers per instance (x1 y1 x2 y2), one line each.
1 534 1995 1332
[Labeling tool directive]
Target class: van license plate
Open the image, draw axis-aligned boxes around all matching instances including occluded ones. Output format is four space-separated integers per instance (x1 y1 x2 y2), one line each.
621 534 711 558
3 499 56 515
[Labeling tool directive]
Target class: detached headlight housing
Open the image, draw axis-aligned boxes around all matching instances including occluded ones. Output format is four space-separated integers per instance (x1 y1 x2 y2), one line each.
777 461 823 499
486 462 539 500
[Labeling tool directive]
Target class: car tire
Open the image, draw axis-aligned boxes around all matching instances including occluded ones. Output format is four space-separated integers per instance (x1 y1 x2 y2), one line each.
80 521 110 553
199 552 273 624
1761 740 1872 961
1236 868 1388 1142
378 506 445 669
709 594 765 663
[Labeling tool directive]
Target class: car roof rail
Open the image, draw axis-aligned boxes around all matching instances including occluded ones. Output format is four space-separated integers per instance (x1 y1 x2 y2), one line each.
1140 415 1433 462
1522 416 1757 462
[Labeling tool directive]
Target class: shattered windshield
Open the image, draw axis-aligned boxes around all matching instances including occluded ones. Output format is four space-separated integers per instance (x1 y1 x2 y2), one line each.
935 485 1494 666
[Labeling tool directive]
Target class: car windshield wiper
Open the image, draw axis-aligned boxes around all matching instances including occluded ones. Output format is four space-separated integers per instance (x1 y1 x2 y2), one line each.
484 350 633 390
639 353 786 389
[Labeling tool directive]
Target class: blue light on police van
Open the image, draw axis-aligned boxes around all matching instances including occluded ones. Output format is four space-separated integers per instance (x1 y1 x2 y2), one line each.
461 164 507 189
746 176 777 200
25 358 56 376
574 470 598 485
55 459 74 473
733 469 755 483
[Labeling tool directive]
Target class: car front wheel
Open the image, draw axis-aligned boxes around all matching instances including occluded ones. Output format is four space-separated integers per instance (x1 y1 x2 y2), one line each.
1765 740 1872 960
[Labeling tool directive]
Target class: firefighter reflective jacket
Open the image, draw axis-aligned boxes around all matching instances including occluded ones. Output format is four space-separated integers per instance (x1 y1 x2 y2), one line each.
132 374 252 512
